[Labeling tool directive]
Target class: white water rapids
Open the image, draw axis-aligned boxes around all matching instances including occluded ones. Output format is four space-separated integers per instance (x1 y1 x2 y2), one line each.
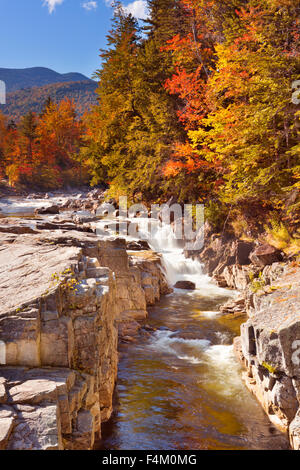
95 214 240 374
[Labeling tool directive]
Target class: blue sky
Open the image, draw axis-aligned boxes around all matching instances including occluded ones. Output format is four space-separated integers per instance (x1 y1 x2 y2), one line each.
0 0 149 78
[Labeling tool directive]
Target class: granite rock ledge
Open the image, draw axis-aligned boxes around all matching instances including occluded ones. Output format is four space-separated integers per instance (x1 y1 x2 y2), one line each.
0 231 169 449
233 264 300 450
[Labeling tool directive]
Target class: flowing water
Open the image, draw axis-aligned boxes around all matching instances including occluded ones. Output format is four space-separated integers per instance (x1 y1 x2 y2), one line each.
99 220 289 450
0 196 65 216
0 198 289 450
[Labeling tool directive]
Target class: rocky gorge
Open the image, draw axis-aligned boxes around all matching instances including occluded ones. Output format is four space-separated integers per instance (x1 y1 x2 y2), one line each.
0 191 299 450
188 229 300 450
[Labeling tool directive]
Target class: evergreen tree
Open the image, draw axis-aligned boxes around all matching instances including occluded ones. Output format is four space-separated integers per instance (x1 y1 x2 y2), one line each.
40 96 54 117
144 0 186 45
85 2 185 200
84 5 141 193
19 111 37 163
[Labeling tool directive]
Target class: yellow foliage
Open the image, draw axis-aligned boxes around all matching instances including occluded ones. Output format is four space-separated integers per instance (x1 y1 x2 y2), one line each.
265 217 300 256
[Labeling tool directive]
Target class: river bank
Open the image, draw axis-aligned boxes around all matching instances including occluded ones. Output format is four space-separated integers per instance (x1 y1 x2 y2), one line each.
0 228 171 449
186 228 300 449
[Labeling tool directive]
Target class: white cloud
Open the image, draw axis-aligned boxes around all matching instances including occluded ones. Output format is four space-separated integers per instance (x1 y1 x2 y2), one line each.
103 0 149 19
43 0 65 14
82 1 98 10
123 0 149 19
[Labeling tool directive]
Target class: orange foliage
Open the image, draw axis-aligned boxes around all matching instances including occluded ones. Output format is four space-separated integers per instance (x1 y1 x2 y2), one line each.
1 100 88 189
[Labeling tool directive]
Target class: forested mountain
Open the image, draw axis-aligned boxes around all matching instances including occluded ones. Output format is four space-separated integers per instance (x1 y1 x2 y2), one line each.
0 67 92 92
0 80 98 121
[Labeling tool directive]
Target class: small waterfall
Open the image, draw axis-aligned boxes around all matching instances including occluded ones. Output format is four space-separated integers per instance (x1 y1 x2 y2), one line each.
94 214 231 296
145 219 230 297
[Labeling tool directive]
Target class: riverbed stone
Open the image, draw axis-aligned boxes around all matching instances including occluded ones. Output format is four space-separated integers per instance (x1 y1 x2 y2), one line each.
174 281 196 290
0 416 15 450
7 404 62 450
34 205 60 215
9 379 59 404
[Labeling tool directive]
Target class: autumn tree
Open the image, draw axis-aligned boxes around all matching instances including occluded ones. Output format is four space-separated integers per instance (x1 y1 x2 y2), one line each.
161 0 221 201
3 100 86 189
188 0 300 211
35 98 86 187
161 0 300 216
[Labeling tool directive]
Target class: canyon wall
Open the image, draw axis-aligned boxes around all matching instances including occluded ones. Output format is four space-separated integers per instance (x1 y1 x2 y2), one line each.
189 230 300 449
234 266 300 450
0 231 169 450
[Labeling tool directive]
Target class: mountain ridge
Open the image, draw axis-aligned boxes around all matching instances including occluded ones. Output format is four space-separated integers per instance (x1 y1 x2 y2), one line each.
0 67 94 92
0 80 98 121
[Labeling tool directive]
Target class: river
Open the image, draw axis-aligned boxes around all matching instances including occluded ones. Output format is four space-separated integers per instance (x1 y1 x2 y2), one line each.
98 220 289 450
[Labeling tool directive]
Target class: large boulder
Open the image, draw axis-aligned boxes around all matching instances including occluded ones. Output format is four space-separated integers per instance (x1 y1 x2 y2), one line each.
236 265 300 447
34 205 60 215
0 224 37 235
249 243 283 267
174 280 196 290
231 240 255 265
126 240 150 251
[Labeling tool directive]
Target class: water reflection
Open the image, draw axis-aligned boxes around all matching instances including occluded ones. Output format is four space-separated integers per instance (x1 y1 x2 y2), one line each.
99 291 289 450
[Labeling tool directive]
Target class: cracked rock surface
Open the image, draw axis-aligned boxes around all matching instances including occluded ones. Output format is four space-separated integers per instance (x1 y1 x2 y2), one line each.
0 230 169 449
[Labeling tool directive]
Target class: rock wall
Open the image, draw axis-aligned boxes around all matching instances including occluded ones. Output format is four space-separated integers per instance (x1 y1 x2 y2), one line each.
0 231 169 450
233 265 300 450
187 229 300 449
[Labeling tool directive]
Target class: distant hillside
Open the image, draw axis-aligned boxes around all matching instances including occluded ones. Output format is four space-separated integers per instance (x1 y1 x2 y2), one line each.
0 80 98 121
0 67 92 92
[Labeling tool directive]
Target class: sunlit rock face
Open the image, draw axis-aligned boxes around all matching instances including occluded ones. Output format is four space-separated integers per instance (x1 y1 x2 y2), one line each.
187 227 300 449
234 265 300 449
0 231 169 450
